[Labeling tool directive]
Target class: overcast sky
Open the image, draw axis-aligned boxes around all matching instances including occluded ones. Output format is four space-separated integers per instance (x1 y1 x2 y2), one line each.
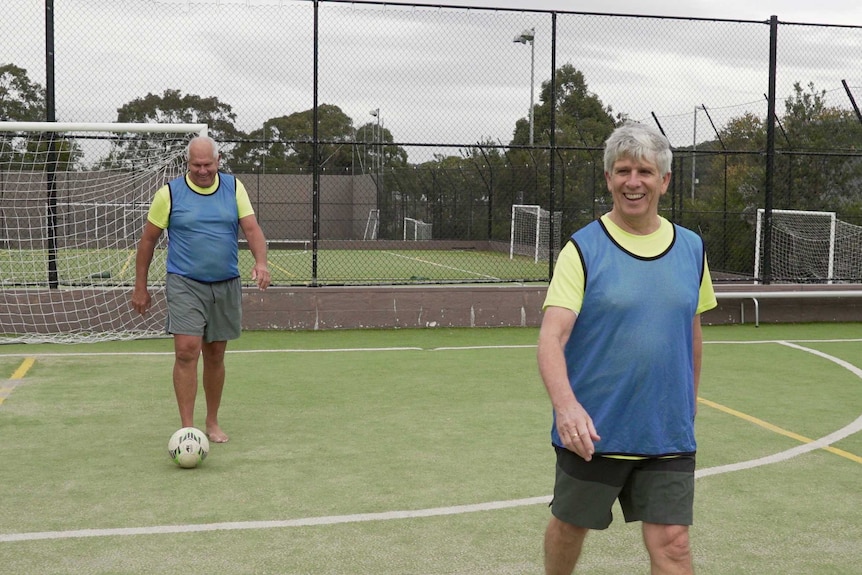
405 0 862 26
5 0 862 157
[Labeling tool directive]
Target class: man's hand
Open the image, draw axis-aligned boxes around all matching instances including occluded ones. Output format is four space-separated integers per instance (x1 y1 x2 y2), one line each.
251 265 270 290
555 402 601 461
131 287 151 316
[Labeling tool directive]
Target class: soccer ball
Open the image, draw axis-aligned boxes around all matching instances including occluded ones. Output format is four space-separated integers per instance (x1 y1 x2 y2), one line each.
168 427 210 468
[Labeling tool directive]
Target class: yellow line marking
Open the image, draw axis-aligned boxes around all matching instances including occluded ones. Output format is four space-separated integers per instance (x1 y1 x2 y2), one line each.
268 260 295 278
698 396 862 464
11 357 35 380
0 358 36 407
119 250 136 278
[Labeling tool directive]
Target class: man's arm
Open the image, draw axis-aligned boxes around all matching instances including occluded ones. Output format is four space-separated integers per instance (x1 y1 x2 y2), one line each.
130 221 163 315
537 306 600 460
239 214 270 290
692 314 703 414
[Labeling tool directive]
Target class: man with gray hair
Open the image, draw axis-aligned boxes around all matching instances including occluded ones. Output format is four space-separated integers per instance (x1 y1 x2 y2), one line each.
537 122 717 574
131 135 270 444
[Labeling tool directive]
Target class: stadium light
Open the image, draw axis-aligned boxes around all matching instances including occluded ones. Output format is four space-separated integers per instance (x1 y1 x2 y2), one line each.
513 27 535 146
370 108 381 209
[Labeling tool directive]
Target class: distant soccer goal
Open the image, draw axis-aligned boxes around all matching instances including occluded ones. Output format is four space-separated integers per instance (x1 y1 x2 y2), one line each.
0 121 207 343
363 209 379 240
754 208 862 283
403 217 432 241
509 204 562 263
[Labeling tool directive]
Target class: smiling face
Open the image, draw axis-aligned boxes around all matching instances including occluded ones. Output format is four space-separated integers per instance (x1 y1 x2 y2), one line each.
186 138 220 189
605 154 670 235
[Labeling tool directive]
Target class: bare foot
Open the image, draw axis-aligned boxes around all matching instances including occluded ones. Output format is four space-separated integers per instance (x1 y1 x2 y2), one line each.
206 425 229 443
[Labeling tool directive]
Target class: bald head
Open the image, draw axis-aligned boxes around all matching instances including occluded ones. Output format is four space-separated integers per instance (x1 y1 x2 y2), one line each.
186 136 219 160
186 136 220 188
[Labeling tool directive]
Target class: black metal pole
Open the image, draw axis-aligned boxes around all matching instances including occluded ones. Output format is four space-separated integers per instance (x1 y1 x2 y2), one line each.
763 15 778 284
547 13 557 279
311 0 320 286
842 79 862 125
45 0 58 289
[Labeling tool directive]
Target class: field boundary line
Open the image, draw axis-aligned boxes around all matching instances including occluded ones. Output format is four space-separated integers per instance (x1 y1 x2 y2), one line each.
0 497 551 543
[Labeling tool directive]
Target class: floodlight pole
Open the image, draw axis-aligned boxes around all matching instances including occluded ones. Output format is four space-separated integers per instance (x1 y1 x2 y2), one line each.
370 108 381 211
514 27 535 146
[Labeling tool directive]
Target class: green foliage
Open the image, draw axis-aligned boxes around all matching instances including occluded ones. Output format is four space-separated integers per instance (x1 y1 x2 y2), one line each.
109 89 240 168
683 82 862 276
229 104 407 175
0 63 45 121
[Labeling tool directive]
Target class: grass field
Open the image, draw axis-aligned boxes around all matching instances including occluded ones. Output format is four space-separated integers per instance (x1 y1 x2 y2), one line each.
1 247 550 286
0 324 860 574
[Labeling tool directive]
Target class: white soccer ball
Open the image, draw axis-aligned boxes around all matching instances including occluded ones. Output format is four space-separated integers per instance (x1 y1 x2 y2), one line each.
168 427 210 468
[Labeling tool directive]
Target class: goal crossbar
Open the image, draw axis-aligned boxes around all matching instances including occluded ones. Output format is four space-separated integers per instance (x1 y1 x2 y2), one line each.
0 121 207 136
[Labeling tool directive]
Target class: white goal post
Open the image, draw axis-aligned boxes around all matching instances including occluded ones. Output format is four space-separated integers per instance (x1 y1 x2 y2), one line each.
403 217 432 241
363 209 379 240
509 204 562 263
0 121 207 344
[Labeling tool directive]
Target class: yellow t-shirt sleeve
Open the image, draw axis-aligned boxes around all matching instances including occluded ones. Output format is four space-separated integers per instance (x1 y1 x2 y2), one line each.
236 179 254 219
697 254 718 315
145 176 254 228
147 185 171 229
542 241 585 314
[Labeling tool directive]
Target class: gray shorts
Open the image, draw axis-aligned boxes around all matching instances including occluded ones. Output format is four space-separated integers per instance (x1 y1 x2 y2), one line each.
550 446 695 530
165 273 242 342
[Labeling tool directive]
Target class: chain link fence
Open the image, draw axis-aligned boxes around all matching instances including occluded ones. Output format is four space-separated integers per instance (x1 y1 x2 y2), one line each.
3 1 862 285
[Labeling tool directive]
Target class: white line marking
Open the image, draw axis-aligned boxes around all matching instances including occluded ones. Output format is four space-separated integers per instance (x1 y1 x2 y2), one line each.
382 251 502 280
0 497 552 542
698 341 862 477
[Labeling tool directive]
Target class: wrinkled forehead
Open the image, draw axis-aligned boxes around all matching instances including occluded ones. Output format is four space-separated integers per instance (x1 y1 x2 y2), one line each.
612 151 660 169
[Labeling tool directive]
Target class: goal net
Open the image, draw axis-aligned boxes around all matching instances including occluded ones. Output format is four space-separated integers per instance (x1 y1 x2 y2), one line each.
403 217 432 241
509 204 562 263
0 121 207 343
754 208 862 283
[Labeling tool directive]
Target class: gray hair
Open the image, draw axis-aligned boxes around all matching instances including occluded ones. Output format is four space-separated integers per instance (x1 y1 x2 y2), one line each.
186 135 220 160
603 123 672 176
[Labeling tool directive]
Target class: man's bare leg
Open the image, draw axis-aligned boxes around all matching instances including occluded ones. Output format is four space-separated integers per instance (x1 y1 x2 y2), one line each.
173 334 203 428
202 340 229 443
545 516 589 575
642 523 693 575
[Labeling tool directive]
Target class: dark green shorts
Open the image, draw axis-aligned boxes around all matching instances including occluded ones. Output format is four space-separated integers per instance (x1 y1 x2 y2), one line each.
165 273 242 342
550 445 695 530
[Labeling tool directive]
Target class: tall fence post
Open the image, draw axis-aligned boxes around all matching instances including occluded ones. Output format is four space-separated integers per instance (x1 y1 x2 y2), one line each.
763 14 779 285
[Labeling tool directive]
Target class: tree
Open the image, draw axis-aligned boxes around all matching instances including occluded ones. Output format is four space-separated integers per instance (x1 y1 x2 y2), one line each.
507 63 616 233
779 82 862 211
108 89 241 168
0 63 45 121
0 64 83 170
690 82 862 277
232 104 354 174
229 104 407 174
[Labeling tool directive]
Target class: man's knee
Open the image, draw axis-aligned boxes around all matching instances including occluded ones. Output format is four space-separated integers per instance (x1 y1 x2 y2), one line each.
644 524 692 566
